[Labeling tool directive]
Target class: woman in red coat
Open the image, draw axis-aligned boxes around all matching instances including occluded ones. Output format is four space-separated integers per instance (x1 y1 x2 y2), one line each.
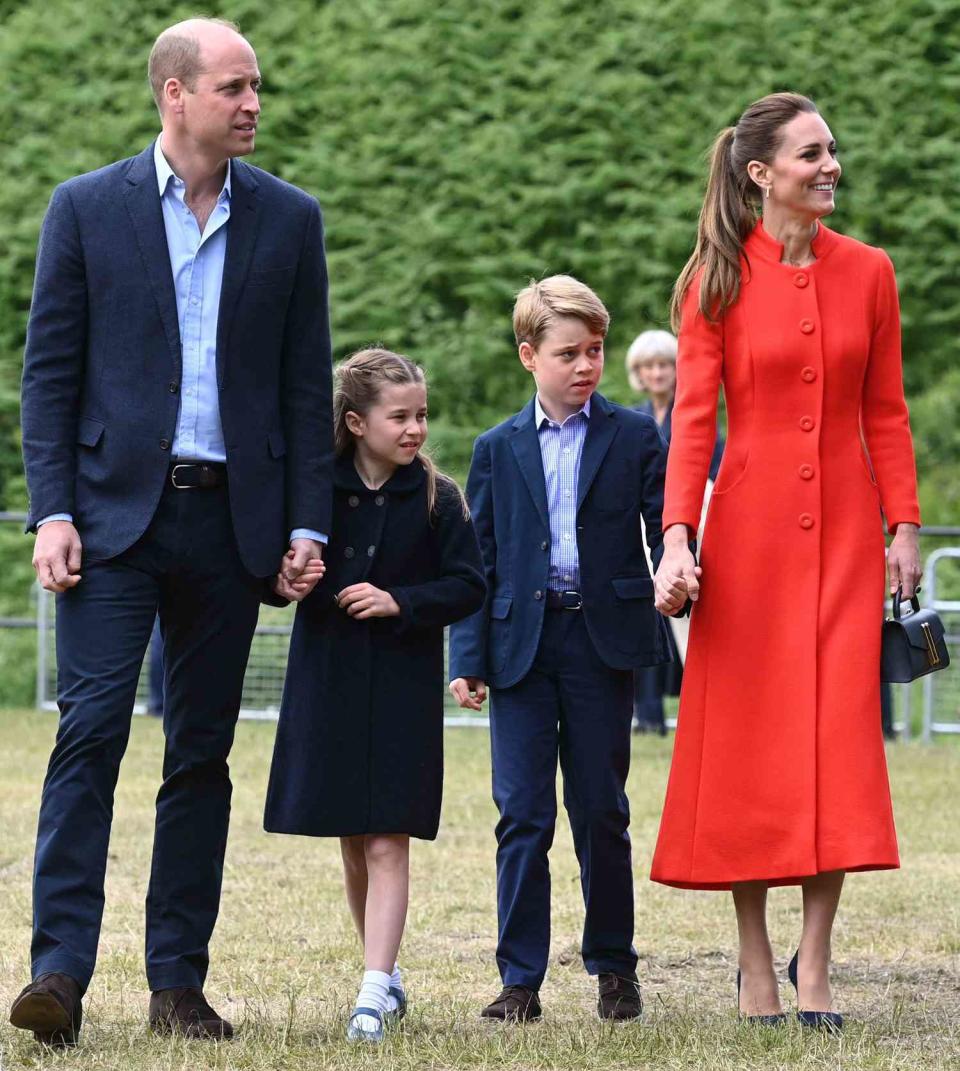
651 93 922 1027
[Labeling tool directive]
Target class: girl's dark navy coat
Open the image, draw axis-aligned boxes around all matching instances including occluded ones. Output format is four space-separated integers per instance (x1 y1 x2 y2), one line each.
264 454 486 840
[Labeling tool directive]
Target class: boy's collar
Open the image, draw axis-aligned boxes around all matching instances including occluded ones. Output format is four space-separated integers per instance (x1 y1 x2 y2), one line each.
533 393 593 428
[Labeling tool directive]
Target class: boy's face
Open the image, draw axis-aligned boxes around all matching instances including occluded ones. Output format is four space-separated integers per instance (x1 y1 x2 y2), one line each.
519 316 604 419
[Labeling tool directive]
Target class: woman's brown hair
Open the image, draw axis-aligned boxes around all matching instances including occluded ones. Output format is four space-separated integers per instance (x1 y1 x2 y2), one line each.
334 347 468 519
671 92 819 331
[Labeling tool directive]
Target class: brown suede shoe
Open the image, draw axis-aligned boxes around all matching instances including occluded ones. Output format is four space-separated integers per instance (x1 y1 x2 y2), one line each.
149 987 234 1039
597 972 642 1020
9 973 83 1046
480 985 542 1022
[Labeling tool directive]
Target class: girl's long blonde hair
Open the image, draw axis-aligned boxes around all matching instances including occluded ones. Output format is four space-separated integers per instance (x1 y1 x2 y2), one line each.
671 92 819 331
334 347 468 519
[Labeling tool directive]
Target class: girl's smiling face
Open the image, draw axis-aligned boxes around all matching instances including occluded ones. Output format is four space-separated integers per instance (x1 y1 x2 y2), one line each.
346 382 428 468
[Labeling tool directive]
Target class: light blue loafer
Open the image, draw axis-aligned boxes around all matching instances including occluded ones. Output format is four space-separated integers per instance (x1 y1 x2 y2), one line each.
346 1006 384 1043
385 986 407 1023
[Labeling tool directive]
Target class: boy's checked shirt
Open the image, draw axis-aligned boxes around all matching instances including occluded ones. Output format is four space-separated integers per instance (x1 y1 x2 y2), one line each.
534 394 590 594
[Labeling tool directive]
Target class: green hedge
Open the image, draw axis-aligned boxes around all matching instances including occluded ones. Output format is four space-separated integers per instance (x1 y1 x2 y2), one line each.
2 0 958 500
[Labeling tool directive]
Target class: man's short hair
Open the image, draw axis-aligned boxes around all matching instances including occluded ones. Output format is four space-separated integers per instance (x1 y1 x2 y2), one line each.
148 17 242 110
513 275 610 348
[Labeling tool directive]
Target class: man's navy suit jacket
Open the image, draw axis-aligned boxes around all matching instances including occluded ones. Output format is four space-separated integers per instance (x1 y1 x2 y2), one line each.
448 392 672 691
20 144 333 578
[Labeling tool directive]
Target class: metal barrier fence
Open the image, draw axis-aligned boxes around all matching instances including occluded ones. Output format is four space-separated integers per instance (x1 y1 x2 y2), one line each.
5 512 958 736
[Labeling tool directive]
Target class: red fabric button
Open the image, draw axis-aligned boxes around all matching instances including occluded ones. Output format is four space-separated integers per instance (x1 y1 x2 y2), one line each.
799 416 815 432
794 273 809 288
801 366 817 382
800 319 815 334
799 513 815 529
798 464 815 480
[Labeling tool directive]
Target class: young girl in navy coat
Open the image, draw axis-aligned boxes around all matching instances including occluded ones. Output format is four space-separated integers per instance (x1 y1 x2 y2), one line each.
264 348 485 1042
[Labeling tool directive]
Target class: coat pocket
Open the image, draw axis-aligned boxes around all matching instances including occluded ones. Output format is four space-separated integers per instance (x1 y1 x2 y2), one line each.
489 594 513 619
76 416 105 447
611 576 654 600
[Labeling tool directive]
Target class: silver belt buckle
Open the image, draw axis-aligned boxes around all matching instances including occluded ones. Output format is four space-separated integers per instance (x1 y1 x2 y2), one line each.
564 590 582 610
170 464 197 490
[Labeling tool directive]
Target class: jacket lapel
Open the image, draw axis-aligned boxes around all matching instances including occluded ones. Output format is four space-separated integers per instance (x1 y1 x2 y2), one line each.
510 399 549 531
216 160 262 385
122 145 181 375
577 393 619 509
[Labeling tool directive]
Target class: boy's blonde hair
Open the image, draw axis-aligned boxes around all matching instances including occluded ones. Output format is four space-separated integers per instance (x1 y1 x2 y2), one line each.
512 275 610 348
334 347 467 520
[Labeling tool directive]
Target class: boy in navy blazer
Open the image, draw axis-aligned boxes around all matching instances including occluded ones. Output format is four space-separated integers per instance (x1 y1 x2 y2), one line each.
449 276 671 1022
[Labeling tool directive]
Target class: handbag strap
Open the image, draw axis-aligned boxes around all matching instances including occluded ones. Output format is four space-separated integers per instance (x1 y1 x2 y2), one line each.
892 584 922 621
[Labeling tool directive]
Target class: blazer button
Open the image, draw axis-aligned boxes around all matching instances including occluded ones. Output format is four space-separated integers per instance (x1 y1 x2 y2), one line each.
534 590 543 600
799 416 815 432
794 272 809 288
344 546 355 558
168 381 179 393
798 464 815 480
348 495 360 507
799 318 815 334
541 540 549 551
367 545 376 557
800 366 817 382
799 513 815 529
159 438 170 451
375 495 385 506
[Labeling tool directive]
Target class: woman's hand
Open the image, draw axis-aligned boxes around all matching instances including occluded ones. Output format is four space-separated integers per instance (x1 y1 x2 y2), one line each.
655 524 702 616
337 582 401 619
887 523 921 599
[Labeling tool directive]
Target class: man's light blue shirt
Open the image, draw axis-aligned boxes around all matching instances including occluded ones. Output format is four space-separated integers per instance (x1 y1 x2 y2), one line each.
534 394 591 592
39 140 324 546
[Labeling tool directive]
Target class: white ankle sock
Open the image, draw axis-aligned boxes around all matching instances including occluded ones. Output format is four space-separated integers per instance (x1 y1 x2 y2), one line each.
354 970 391 1028
390 964 403 992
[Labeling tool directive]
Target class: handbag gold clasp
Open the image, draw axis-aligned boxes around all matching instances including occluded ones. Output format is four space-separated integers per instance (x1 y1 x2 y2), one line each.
921 622 941 667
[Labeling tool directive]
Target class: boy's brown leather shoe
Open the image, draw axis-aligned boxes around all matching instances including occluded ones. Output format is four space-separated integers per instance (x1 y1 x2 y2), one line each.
9 972 83 1046
480 985 542 1022
148 987 234 1039
597 972 643 1020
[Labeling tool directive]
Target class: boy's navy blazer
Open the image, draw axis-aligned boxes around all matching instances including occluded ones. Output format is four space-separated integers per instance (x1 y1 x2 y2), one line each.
448 391 671 690
20 144 333 578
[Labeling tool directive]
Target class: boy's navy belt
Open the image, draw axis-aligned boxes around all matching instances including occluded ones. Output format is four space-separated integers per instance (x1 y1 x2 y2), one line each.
545 590 582 610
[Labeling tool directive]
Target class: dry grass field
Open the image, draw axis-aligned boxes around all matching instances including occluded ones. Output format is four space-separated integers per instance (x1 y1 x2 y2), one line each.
0 707 958 1070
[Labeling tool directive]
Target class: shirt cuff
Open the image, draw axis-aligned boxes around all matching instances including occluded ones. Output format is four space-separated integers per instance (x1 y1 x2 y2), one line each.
38 513 73 526
290 529 328 545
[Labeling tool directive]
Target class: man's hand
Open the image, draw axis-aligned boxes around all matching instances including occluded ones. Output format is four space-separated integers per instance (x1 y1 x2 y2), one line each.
654 524 702 616
273 555 325 602
336 583 400 619
887 522 922 599
283 538 323 581
449 676 487 711
33 521 83 593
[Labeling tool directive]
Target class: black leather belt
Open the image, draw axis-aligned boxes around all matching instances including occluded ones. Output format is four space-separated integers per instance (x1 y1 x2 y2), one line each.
545 589 582 610
169 462 226 490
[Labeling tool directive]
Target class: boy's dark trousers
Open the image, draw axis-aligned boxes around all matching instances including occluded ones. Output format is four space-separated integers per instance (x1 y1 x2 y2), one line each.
489 605 637 990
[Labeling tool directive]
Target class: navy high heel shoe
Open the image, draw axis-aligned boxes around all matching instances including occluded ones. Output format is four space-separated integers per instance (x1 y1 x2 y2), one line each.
788 951 843 1032
736 970 787 1026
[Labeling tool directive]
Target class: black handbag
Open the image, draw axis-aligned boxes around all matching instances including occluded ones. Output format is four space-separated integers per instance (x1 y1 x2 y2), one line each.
881 586 950 683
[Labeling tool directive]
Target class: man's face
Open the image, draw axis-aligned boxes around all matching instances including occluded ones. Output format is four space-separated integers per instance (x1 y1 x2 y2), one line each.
180 34 261 158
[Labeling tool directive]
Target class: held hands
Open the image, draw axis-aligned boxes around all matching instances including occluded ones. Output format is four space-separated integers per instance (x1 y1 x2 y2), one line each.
33 521 83 592
336 583 400 619
274 544 325 602
449 676 487 711
887 523 921 599
654 524 702 616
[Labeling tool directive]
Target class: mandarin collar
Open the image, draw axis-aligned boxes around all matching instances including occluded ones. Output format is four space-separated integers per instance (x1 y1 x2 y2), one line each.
333 451 426 495
745 219 836 266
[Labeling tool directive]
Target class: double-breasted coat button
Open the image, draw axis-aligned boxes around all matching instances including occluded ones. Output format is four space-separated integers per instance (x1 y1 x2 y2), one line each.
374 495 385 506
534 590 543 600
799 318 815 334
799 513 815 529
798 464 815 480
801 366 817 382
793 272 809 288
344 546 355 558
540 540 549 551
799 416 815 432
367 545 376 557
159 438 170 450
348 495 360 507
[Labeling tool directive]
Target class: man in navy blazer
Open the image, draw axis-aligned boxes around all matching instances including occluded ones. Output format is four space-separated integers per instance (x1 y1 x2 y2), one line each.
449 277 670 1023
11 18 332 1044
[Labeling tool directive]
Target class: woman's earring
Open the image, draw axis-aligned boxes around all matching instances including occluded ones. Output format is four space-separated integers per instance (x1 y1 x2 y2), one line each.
765 185 771 200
